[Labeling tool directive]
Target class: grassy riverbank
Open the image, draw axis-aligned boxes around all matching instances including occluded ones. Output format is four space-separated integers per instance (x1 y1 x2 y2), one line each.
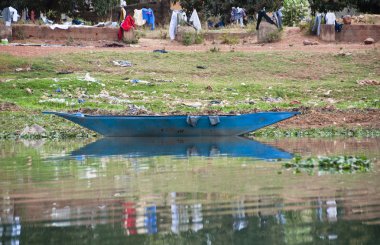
0 50 379 138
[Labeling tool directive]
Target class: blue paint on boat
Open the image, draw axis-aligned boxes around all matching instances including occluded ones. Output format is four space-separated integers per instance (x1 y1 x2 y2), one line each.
70 137 293 160
43 111 299 137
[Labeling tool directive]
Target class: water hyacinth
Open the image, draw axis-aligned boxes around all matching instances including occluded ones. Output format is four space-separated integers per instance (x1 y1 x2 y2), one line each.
283 155 372 174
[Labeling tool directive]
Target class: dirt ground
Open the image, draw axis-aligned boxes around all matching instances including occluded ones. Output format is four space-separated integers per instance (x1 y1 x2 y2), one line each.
0 27 378 57
276 107 380 129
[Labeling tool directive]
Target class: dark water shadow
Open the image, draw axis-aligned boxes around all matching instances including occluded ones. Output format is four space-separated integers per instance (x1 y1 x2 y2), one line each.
70 136 293 160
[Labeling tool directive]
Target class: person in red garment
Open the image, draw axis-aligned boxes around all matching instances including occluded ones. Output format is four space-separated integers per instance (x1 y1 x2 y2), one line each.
118 15 135 41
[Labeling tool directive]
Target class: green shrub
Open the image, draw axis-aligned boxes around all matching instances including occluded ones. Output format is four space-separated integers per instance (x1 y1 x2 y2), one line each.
182 33 204 46
209 46 220 52
182 32 193 46
220 34 239 45
194 33 204 44
264 29 283 43
283 0 310 26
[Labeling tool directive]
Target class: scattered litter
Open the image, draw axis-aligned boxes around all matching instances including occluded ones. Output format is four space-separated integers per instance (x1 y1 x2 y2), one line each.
9 43 64 47
130 79 150 84
303 40 319 46
261 97 283 103
57 70 74 75
39 98 66 104
153 49 168 53
129 44 141 48
25 88 33 94
196 65 207 69
357 79 379 85
103 42 125 48
55 87 62 93
126 104 149 115
93 91 131 104
336 50 352 57
84 73 97 82
113 60 133 67
20 124 46 137
325 98 336 104
15 67 31 72
290 100 301 105
209 100 221 105
151 78 173 83
78 99 85 104
182 102 203 108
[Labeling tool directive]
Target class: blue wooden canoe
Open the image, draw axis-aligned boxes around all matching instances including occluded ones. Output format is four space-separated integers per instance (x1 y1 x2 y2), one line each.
70 137 293 160
43 111 299 137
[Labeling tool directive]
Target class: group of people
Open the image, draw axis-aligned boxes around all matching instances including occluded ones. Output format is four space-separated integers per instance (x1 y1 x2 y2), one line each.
312 12 343 36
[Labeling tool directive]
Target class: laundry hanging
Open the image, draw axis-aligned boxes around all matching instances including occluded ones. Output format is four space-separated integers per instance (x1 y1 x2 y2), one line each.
142 8 155 30
118 15 136 41
133 9 146 26
189 9 201 32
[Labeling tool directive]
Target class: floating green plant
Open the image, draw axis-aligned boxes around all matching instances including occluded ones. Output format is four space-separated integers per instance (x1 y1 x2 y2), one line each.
283 155 373 174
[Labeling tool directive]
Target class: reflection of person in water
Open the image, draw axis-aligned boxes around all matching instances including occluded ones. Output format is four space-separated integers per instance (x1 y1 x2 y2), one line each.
170 192 204 233
145 205 158 234
232 200 248 231
123 202 137 235
326 200 337 222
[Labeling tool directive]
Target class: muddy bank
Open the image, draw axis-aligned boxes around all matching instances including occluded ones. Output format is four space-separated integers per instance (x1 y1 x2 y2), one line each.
275 107 380 129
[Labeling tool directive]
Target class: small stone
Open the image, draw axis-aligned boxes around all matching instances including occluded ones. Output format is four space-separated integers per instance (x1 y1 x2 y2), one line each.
303 40 312 45
364 38 375 45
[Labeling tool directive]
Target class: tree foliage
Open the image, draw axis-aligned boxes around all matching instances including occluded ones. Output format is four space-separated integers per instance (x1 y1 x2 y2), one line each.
308 0 380 14
282 0 309 26
178 0 282 23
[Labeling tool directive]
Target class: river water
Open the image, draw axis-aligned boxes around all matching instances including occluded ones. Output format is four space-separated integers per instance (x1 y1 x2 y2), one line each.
0 137 379 244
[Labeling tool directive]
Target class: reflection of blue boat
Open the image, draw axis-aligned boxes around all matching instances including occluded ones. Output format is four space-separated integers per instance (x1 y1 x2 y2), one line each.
44 111 299 137
70 137 293 160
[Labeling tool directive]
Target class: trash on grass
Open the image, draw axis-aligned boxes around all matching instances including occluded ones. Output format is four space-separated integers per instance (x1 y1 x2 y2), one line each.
153 49 168 53
130 79 151 84
113 60 133 67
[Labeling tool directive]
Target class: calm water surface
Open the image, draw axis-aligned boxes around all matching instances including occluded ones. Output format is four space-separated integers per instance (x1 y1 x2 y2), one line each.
0 137 379 244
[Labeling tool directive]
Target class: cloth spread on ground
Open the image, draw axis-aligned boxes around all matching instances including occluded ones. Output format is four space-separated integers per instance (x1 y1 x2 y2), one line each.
118 15 135 40
325 12 336 25
49 24 70 30
142 8 155 30
133 9 146 26
169 10 179 40
189 9 201 31
256 9 276 30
